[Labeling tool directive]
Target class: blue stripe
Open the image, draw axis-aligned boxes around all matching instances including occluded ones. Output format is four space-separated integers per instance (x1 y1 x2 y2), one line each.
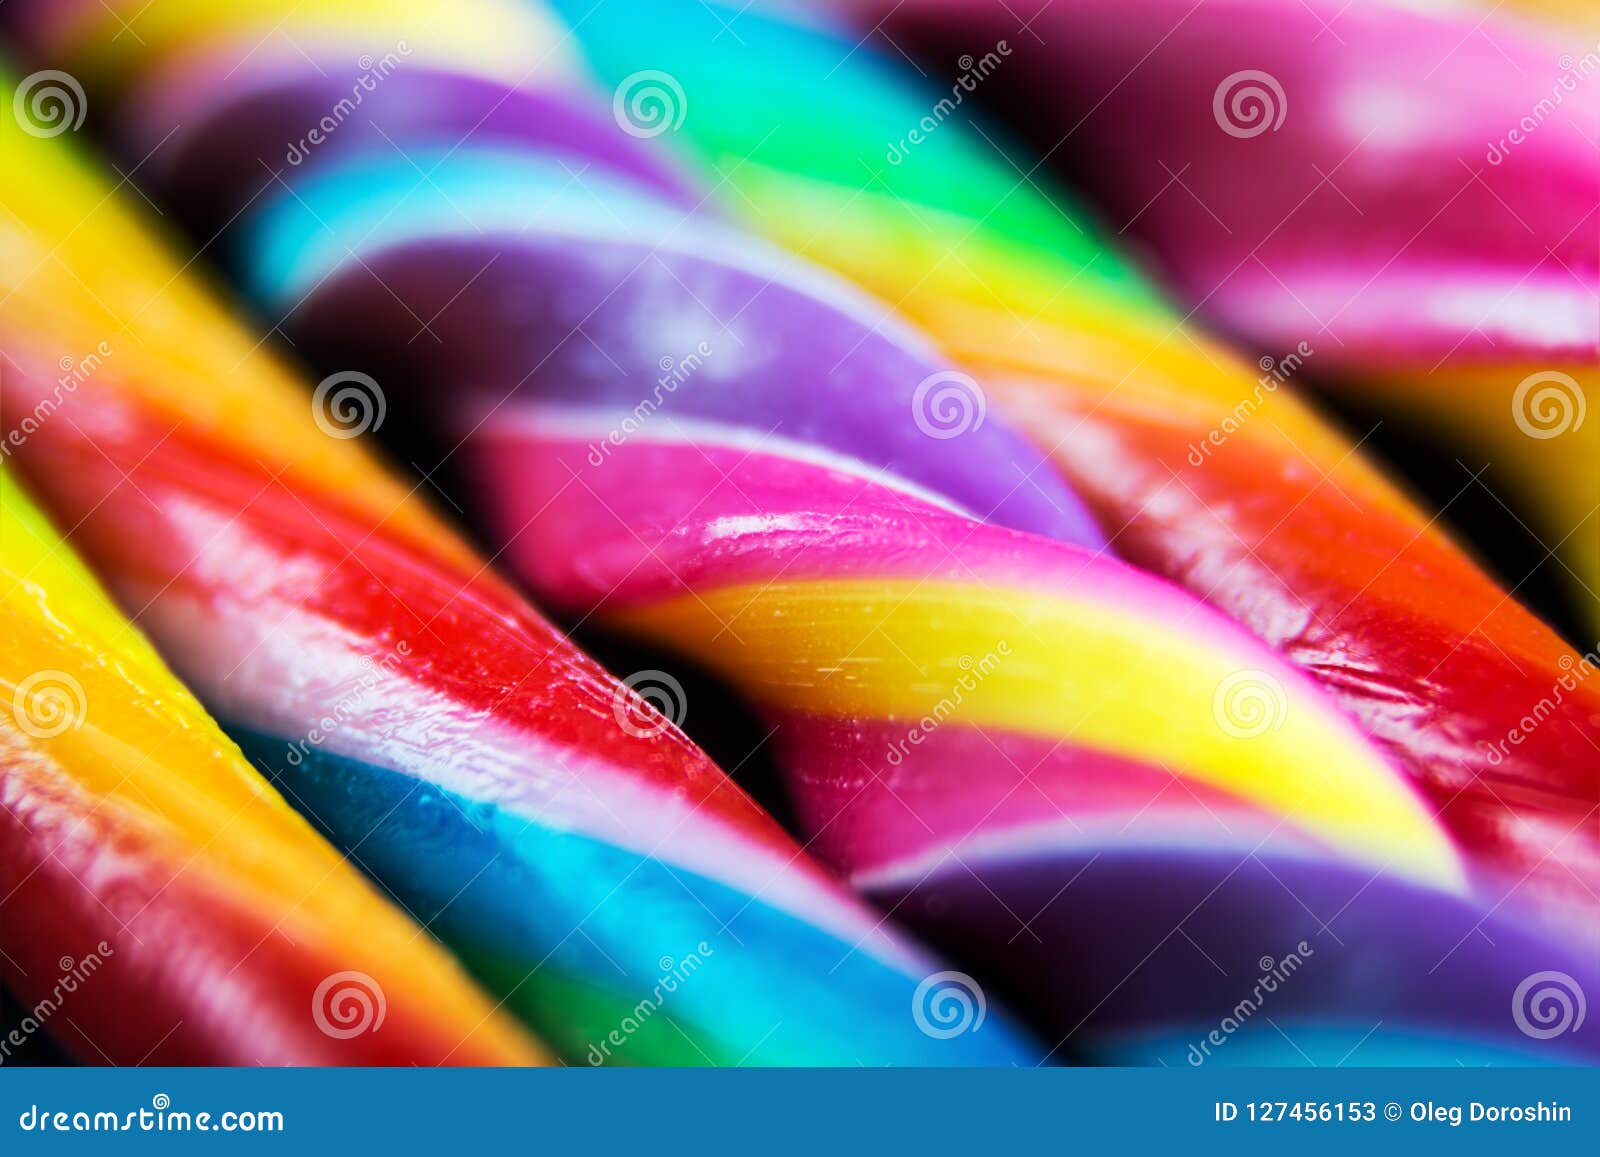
231 727 1043 1066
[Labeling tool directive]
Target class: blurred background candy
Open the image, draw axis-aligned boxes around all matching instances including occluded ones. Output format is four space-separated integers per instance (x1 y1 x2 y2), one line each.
0 0 1595 1067
0 56 1031 1066
865 0 1599 637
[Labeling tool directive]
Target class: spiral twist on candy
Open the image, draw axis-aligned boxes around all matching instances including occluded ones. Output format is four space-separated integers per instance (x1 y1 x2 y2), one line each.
546 0 1600 952
3 0 1597 1064
0 42 1027 1065
0 468 542 1064
6 2 1593 1068
867 0 1600 627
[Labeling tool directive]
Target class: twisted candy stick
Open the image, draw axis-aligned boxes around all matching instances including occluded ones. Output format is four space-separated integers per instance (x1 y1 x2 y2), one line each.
867 0 1600 623
30 0 1600 1063
540 0 1600 944
0 468 541 1065
0 68 1026 1067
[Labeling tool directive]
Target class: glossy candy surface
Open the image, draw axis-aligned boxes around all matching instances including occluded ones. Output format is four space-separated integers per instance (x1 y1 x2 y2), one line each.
0 468 542 1065
6 0 1593 1068
1 0 1596 1065
545 0 1600 956
0 58 1021 1066
865 0 1600 624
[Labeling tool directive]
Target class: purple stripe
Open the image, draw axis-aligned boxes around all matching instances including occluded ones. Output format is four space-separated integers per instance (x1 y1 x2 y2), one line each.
279 232 1103 544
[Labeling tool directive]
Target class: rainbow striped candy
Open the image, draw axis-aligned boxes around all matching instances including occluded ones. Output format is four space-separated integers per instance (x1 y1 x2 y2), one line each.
866 0 1599 627
0 59 1034 1066
14 0 1598 1064
0 467 543 1064
543 0 1600 955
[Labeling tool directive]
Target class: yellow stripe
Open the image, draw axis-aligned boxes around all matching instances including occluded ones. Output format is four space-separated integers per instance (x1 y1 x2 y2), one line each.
51 0 574 89
0 469 545 1060
611 577 1464 890
737 167 1591 622
733 166 1431 527
0 78 477 574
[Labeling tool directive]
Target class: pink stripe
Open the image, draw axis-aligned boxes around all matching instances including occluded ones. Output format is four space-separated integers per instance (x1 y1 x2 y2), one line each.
773 712 1329 883
469 417 1326 665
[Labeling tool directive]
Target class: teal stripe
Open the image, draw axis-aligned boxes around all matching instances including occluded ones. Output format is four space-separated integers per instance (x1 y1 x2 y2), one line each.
230 728 1043 1066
